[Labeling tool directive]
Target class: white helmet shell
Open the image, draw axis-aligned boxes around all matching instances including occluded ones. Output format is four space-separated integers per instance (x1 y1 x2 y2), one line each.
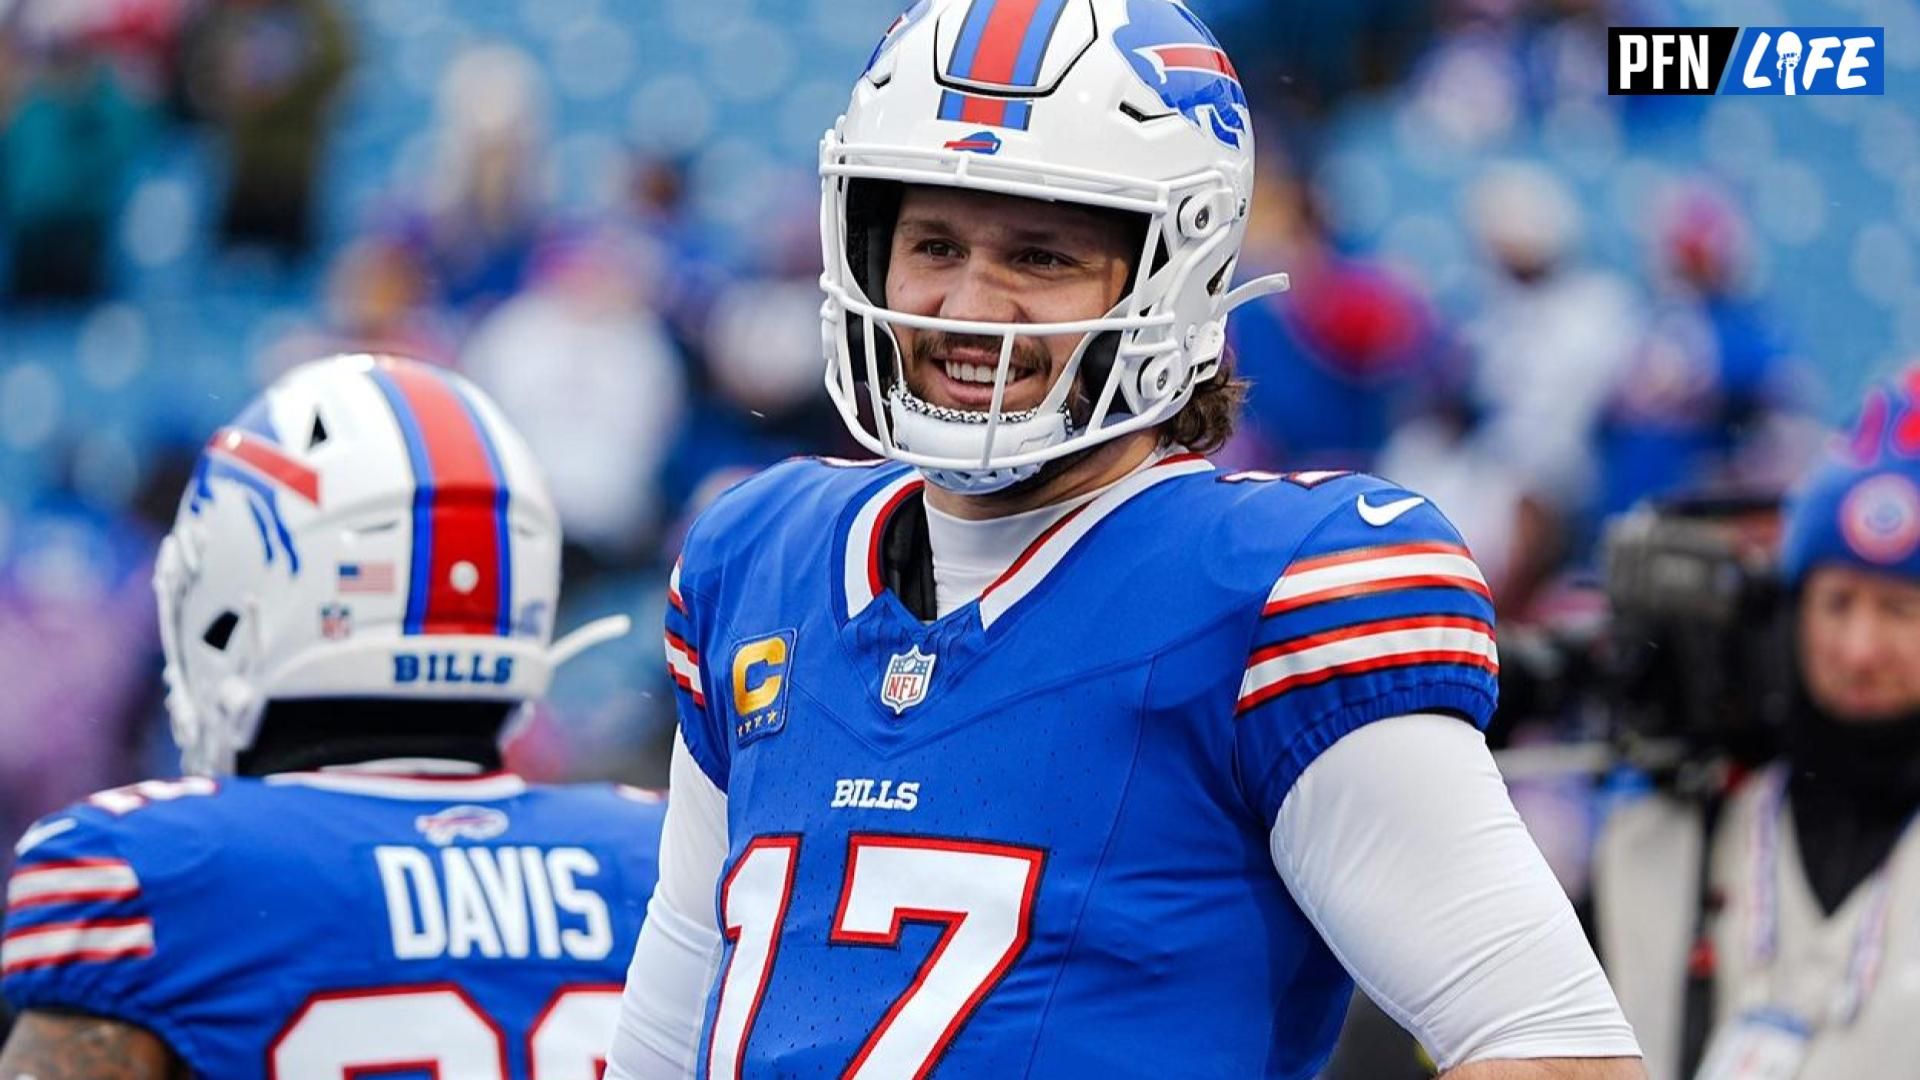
820 0 1287 491
155 354 625 775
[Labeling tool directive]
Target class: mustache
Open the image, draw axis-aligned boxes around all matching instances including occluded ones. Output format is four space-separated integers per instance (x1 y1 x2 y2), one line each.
908 331 1051 377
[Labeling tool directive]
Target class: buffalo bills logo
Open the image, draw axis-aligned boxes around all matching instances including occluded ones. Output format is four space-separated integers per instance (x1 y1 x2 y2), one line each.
1114 0 1250 149
943 130 1003 154
415 804 510 846
188 398 318 573
1841 473 1920 565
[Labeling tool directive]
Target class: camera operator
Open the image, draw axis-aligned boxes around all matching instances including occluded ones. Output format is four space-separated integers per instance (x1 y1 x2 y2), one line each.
1596 373 1920 1080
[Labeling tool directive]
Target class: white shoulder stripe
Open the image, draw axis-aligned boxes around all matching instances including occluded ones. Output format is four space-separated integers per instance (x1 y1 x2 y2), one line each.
665 633 700 679
665 631 705 707
1 918 154 974
1240 623 1499 710
13 817 76 857
1268 550 1489 609
8 862 140 910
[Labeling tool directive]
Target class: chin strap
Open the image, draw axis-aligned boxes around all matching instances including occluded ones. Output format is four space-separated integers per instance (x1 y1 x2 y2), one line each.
548 613 633 668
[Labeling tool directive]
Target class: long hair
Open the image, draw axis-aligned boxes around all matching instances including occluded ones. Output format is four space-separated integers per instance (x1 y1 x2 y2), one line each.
1159 348 1247 454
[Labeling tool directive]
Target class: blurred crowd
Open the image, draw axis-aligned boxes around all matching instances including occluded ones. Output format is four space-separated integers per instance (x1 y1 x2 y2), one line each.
0 0 1912 938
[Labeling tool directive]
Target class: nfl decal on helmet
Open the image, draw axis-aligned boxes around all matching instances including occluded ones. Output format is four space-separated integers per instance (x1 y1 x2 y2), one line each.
820 0 1289 494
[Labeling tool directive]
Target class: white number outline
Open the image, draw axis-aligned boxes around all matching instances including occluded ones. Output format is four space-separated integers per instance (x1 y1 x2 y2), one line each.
705 835 801 1080
268 981 621 1079
267 983 508 1080
704 833 1047 1080
527 983 624 1080
829 835 1046 1080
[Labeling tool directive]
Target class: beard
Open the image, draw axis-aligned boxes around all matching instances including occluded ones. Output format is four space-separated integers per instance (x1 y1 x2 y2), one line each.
897 329 1129 499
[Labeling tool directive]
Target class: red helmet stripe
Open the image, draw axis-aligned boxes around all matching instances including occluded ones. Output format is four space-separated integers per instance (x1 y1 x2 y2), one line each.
206 429 320 504
968 0 1044 83
369 362 510 637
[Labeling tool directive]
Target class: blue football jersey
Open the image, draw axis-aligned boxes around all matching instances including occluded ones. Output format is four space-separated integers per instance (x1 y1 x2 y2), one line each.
663 454 1500 1079
2 769 665 1079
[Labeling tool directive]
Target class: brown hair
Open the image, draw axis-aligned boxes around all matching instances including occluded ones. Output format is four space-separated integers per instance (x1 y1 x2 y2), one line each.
1158 348 1247 454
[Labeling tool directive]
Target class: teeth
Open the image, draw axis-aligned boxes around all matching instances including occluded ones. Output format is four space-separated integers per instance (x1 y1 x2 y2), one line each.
942 362 1022 386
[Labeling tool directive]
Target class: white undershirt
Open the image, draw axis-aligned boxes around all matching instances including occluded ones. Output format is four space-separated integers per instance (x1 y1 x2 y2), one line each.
606 475 1641 1076
924 497 1085 617
925 449 1165 618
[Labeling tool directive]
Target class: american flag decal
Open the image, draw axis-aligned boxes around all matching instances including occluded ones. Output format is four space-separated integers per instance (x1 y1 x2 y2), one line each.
337 562 396 594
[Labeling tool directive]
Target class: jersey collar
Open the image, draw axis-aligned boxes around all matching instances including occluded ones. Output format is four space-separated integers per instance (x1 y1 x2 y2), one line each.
838 451 1215 630
264 764 528 800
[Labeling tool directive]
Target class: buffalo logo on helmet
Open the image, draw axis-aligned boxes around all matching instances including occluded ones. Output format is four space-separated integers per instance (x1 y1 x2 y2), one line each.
189 398 319 573
942 129 1003 154
1840 472 1920 565
1114 0 1249 148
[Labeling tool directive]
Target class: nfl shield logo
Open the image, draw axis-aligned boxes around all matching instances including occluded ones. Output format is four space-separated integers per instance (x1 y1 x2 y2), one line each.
319 603 352 640
880 645 938 715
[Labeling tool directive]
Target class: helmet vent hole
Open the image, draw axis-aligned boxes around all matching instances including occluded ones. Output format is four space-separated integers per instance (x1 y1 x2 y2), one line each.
202 610 240 651
1208 258 1235 296
308 413 329 449
1118 101 1168 124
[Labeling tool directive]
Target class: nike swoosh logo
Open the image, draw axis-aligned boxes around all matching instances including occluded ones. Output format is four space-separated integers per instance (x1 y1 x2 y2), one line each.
1356 494 1426 527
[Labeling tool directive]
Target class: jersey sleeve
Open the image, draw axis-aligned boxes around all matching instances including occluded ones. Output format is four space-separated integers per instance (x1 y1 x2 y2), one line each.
2 806 172 1037
1234 480 1500 824
664 554 730 793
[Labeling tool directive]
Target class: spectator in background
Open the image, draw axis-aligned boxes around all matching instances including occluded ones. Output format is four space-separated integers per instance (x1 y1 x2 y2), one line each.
261 233 456 372
656 190 858 525
461 230 686 574
399 43 551 315
1598 181 1821 517
660 273 853 519
1380 162 1640 612
0 4 149 302
182 0 348 260
1228 152 1445 473
623 154 727 352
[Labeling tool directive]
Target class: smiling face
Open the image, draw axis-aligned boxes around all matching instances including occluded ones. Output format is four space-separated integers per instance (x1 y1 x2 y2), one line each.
883 185 1137 416
1799 565 1920 721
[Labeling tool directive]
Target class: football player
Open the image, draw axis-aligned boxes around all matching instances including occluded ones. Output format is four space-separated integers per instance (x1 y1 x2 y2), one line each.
0 355 663 1079
608 1 1644 1077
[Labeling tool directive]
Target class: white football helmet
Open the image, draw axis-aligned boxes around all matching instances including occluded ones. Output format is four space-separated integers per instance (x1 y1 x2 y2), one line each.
154 354 628 775
820 0 1288 492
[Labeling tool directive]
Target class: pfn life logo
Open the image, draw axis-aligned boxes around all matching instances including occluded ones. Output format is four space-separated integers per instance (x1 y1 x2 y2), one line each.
1610 26 1883 95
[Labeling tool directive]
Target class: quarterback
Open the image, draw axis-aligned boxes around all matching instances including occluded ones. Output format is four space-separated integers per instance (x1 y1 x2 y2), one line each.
609 1 1643 1077
0 355 661 1078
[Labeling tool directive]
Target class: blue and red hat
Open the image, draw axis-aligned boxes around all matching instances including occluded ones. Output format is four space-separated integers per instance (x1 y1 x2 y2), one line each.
1782 368 1920 588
